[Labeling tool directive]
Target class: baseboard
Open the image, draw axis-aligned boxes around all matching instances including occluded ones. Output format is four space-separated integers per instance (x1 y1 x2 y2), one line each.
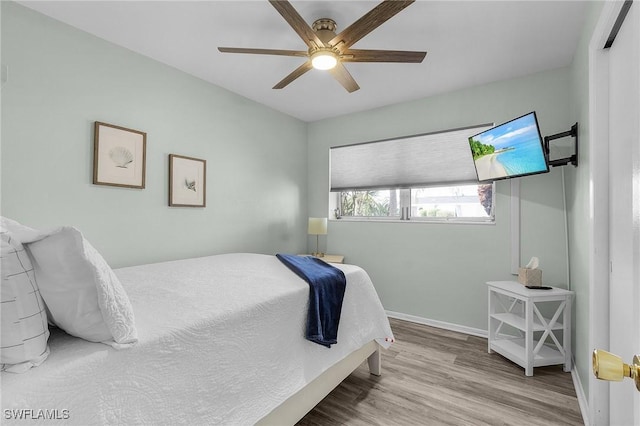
385 310 487 338
571 363 590 426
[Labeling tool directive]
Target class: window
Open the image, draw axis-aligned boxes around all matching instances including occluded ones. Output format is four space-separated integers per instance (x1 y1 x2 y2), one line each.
411 184 493 220
335 183 494 222
329 123 496 223
339 189 401 217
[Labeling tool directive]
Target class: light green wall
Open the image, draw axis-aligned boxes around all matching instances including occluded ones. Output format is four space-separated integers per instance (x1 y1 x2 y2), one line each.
566 0 605 403
2 1 601 391
308 69 572 330
1 2 308 268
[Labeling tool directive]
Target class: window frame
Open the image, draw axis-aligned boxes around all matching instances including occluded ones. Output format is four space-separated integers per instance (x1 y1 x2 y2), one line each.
330 183 496 225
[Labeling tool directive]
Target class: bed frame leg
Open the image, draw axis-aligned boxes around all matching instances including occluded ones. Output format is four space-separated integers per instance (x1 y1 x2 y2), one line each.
367 348 381 376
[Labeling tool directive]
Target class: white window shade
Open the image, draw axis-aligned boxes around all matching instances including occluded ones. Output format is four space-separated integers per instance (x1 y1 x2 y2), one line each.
330 124 493 192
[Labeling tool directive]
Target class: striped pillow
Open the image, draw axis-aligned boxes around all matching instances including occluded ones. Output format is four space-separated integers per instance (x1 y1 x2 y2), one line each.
0 231 50 373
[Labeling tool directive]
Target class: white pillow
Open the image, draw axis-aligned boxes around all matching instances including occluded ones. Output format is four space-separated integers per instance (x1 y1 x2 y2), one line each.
1 230 50 373
1 216 37 235
25 227 138 348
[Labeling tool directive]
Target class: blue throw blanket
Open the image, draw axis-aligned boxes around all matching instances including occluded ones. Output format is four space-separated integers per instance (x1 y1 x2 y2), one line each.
276 254 346 348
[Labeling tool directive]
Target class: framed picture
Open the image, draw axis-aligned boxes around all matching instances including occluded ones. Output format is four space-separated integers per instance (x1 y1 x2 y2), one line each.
169 154 206 207
93 121 146 189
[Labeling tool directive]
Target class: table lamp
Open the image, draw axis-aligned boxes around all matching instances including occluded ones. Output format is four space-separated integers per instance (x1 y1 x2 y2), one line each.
308 217 328 257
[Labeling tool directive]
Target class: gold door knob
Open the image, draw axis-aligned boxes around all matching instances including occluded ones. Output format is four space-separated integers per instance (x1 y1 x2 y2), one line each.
593 349 640 391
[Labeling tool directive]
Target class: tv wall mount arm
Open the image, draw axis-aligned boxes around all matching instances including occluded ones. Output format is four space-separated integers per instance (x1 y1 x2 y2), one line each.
544 122 578 167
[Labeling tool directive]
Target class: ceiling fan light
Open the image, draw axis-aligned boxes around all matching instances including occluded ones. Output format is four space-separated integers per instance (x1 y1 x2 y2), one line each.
311 52 337 70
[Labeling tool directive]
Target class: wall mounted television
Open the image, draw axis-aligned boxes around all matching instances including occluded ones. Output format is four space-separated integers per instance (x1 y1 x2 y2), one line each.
468 112 549 183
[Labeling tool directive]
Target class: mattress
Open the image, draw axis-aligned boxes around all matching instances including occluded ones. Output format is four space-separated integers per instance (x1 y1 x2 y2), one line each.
1 253 394 425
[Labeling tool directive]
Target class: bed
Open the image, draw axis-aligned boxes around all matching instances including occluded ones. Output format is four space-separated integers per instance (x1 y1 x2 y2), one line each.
1 252 394 425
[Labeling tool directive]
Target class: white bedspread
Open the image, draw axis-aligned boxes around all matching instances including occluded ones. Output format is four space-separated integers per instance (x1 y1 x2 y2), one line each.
1 253 393 425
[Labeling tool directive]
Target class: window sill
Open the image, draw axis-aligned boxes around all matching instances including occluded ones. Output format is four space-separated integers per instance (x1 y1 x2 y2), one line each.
330 217 495 225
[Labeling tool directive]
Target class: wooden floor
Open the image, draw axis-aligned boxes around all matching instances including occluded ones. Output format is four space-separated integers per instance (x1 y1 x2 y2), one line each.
298 318 583 426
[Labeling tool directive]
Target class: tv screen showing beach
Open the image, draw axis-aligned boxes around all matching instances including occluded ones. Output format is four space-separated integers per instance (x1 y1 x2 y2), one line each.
468 112 549 182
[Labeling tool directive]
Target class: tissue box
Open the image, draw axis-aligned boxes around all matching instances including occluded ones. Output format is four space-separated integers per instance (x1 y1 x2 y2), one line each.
518 268 542 287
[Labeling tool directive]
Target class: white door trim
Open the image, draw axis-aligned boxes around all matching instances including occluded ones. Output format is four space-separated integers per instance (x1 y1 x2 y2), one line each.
588 2 628 424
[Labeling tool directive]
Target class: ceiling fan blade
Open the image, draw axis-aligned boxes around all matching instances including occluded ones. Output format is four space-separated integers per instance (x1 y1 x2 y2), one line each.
273 61 313 89
268 0 325 49
329 0 415 50
342 49 426 63
218 47 308 58
329 63 360 93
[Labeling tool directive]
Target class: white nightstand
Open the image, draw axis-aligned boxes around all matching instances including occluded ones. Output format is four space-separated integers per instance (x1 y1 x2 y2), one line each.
487 281 574 376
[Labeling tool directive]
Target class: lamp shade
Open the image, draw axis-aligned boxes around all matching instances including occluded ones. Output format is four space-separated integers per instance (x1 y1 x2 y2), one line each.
308 217 328 235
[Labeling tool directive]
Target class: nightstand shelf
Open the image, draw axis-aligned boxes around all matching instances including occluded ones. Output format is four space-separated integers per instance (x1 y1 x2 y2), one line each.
490 312 564 332
490 338 566 366
487 281 574 376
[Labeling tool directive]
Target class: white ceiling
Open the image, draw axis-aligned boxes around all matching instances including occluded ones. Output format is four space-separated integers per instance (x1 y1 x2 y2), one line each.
19 1 588 122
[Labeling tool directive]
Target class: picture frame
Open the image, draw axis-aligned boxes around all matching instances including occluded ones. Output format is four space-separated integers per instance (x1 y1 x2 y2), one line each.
169 154 206 207
93 121 146 189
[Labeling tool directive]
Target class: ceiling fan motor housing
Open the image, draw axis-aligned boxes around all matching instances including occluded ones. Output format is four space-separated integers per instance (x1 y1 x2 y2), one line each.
312 18 337 45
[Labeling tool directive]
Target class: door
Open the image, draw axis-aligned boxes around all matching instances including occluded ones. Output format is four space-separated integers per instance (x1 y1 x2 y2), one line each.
608 1 640 425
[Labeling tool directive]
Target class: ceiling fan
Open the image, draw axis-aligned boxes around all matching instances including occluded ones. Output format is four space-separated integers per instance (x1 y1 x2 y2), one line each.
218 0 427 93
